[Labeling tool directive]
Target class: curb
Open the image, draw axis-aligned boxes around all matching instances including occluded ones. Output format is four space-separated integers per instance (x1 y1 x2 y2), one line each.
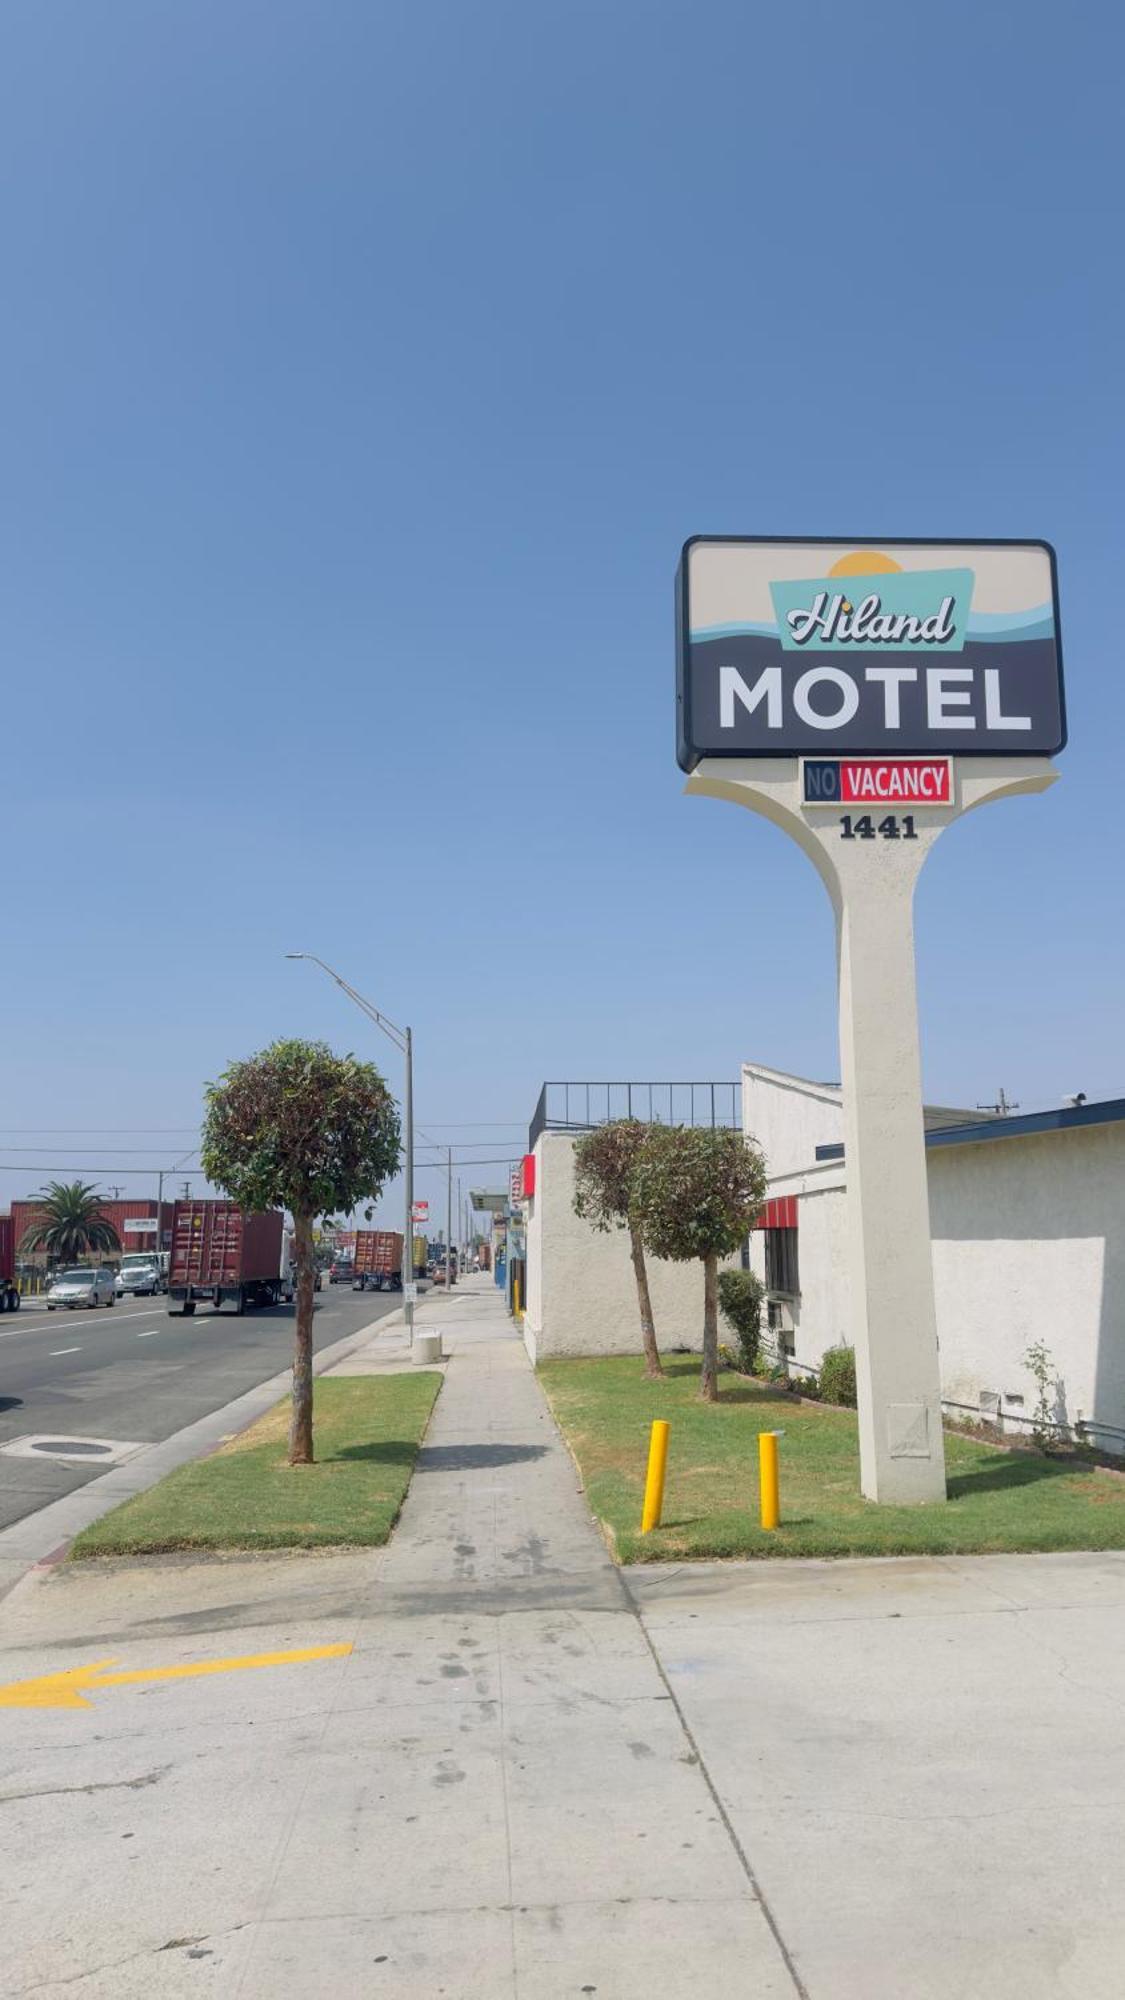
0 1306 409 1603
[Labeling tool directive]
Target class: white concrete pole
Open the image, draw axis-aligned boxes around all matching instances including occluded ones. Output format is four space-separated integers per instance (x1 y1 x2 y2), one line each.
684 755 1057 1504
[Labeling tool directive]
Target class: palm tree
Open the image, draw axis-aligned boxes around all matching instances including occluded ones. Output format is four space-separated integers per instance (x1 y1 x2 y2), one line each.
20 1182 122 1267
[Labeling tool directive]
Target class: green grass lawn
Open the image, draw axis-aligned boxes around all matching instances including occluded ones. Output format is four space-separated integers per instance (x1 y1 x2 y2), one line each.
70 1374 442 1559
539 1356 1125 1563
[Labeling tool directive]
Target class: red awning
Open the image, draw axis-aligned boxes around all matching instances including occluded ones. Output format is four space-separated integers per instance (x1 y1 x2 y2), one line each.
752 1195 798 1231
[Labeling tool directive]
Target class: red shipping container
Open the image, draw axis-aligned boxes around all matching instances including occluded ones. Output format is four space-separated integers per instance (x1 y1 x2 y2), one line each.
353 1230 404 1279
169 1201 283 1289
0 1215 13 1282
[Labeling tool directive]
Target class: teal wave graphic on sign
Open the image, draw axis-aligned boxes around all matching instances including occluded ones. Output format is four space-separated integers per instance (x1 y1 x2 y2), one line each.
770 568 973 653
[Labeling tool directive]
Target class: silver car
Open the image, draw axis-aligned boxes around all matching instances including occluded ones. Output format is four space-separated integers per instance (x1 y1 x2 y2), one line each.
46 1267 117 1310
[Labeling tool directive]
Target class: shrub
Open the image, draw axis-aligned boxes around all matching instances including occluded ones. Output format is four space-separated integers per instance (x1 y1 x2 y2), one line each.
718 1269 764 1374
818 1345 857 1408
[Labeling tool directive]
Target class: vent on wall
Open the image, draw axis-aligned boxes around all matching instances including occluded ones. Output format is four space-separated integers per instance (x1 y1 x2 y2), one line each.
979 1391 1001 1424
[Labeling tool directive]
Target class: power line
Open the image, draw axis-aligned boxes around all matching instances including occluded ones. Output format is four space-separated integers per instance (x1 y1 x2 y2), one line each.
0 1146 202 1156
0 1163 207 1177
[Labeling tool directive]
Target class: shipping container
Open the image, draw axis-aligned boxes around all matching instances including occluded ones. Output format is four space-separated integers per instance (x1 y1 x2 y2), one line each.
352 1229 404 1292
0 1216 18 1310
167 1200 285 1316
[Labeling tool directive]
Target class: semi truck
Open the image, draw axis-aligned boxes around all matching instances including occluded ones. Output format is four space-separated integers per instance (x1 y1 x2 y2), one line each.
0 1216 19 1312
167 1200 286 1316
352 1229 404 1292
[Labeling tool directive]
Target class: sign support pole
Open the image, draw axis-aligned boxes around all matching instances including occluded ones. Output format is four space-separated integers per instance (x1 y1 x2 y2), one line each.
685 754 1057 1505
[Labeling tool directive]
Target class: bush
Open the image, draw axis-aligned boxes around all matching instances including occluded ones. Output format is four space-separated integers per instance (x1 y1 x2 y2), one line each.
818 1345 857 1408
718 1268 764 1374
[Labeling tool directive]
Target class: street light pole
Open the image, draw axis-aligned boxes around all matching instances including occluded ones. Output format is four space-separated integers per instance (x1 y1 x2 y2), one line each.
404 1024 414 1333
286 953 416 1346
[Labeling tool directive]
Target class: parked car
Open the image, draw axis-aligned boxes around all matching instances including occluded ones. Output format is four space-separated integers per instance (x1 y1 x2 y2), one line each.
329 1261 354 1284
47 1267 117 1310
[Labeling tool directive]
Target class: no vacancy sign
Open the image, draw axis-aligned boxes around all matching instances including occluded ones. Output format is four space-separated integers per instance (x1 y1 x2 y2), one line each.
676 538 1065 769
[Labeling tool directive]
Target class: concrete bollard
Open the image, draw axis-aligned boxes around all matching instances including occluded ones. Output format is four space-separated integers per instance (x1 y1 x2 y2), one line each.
412 1331 444 1365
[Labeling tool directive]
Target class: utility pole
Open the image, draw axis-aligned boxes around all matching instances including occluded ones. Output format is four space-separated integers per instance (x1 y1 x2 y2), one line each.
287 954 417 1349
445 1148 452 1295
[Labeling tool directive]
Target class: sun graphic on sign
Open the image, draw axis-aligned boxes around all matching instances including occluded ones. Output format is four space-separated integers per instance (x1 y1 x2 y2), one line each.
828 549 901 613
829 550 902 576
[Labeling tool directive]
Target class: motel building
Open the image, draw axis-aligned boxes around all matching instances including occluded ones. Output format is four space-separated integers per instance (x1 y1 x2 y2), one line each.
521 1073 1125 1457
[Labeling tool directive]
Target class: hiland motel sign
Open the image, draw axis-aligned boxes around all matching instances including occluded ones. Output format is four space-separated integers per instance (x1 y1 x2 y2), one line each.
677 540 1065 1504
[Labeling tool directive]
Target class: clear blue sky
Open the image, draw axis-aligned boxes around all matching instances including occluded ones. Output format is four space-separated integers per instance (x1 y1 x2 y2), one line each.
3 0 1122 1223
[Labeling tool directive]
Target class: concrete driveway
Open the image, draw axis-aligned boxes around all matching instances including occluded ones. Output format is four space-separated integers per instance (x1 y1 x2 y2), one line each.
628 1549 1125 1999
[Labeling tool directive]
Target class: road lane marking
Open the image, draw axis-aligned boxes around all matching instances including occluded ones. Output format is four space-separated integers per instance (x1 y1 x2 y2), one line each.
8 1305 172 1331
137 1330 158 1338
49 1347 81 1356
0 1643 354 1710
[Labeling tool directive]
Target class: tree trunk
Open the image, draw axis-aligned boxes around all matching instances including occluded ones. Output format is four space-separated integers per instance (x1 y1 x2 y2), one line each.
700 1251 719 1402
288 1211 316 1465
628 1221 664 1379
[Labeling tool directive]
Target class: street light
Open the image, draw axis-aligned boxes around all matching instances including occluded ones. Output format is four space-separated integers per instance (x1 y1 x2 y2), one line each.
285 953 416 1342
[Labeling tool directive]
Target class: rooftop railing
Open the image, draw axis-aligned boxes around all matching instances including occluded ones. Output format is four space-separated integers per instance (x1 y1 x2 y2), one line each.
528 1080 741 1152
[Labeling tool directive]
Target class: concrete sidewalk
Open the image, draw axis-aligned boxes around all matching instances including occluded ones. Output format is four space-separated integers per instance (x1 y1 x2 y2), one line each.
0 1279 796 1998
5 1278 1124 1996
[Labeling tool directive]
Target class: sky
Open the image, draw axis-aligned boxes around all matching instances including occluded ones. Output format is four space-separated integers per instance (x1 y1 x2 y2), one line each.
2 0 1123 1227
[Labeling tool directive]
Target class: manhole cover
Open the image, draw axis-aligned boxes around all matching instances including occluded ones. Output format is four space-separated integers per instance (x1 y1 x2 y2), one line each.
0 1434 146 1466
31 1440 111 1457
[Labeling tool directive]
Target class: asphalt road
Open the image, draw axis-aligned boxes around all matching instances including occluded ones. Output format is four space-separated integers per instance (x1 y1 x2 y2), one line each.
0 1282 403 1532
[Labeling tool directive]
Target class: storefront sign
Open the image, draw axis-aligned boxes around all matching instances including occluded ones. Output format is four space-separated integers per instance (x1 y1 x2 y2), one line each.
677 539 1064 767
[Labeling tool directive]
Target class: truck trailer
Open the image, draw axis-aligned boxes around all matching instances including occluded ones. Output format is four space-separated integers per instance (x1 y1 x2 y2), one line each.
167 1200 286 1316
0 1216 19 1312
352 1229 404 1292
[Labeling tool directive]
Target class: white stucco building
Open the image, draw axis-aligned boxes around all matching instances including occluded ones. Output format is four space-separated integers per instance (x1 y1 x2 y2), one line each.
743 1063 1125 1454
521 1082 743 1366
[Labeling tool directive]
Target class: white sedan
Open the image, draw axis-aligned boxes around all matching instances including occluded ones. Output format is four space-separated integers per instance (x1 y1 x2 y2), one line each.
46 1268 118 1310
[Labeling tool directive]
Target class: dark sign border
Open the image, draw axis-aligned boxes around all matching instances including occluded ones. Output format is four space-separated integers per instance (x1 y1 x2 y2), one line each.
676 535 1065 772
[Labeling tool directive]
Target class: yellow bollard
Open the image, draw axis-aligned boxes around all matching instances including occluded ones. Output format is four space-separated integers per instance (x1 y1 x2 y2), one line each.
759 1430 780 1531
641 1419 670 1534
512 1275 521 1318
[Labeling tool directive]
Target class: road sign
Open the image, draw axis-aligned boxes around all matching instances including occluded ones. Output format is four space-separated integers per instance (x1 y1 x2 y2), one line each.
677 538 1064 767
411 1201 429 1223
403 1282 418 1304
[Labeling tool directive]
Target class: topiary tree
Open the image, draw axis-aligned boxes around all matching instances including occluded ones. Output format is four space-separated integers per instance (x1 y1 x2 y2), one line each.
718 1267 764 1374
573 1120 664 1379
201 1038 401 1465
632 1126 767 1402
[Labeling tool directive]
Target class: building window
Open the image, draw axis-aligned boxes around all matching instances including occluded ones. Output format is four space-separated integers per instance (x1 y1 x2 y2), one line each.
765 1226 799 1298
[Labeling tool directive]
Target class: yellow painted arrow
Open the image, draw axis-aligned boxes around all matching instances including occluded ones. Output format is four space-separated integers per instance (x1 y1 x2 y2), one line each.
0 1642 353 1710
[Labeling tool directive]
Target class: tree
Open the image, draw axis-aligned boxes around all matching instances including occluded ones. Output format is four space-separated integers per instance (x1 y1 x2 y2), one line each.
631 1126 767 1402
20 1181 122 1266
573 1120 663 1379
201 1039 401 1465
